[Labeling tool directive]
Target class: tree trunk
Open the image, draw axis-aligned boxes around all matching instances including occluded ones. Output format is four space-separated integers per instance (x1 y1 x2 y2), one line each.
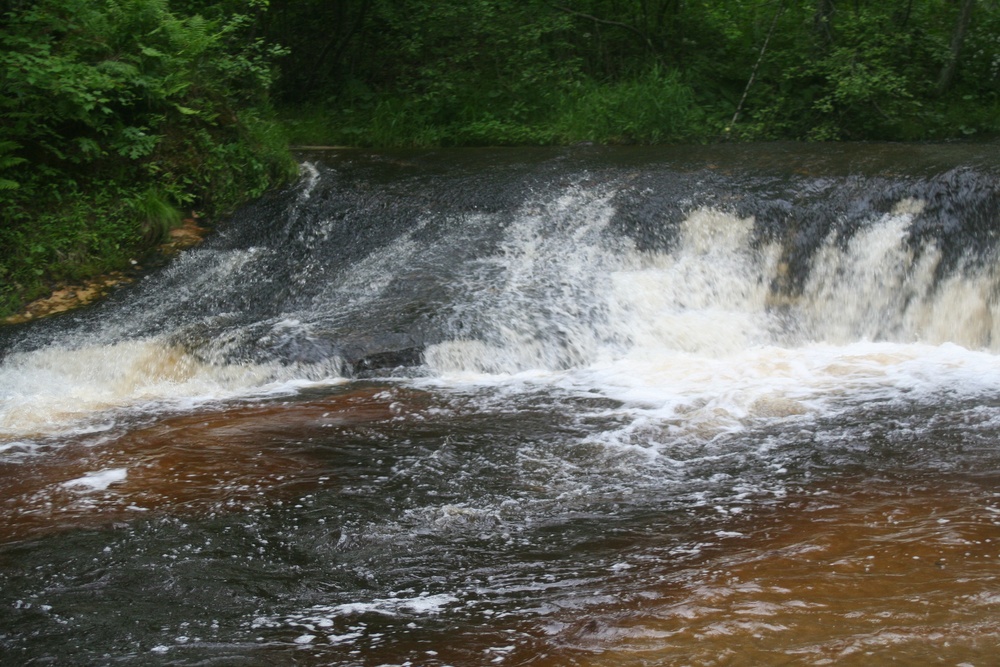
814 0 836 47
936 0 976 95
305 0 373 93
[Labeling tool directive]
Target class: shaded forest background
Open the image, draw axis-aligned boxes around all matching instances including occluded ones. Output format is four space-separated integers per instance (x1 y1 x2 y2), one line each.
271 0 998 145
1 0 998 317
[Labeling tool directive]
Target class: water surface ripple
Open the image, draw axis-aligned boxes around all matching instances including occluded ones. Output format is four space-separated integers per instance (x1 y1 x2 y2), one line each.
2 143 1000 665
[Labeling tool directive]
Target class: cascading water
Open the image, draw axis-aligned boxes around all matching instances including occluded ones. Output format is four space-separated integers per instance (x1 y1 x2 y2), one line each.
2 144 1000 666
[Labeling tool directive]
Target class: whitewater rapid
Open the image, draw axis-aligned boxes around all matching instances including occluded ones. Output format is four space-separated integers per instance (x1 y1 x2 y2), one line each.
2 168 1000 450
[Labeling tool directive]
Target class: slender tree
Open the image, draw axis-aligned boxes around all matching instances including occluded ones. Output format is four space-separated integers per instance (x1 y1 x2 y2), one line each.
815 0 836 46
936 0 975 94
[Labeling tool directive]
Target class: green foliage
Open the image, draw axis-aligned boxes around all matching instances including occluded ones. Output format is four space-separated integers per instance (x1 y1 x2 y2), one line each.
725 1 1000 141
280 67 704 148
553 67 702 144
129 188 183 245
0 180 138 315
277 1 705 147
5 0 998 315
785 11 930 140
0 140 25 191
272 0 1000 146
0 0 294 318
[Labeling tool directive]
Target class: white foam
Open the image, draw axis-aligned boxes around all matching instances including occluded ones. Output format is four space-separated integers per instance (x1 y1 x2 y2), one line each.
258 592 460 644
325 592 458 617
61 468 127 491
0 338 329 441
420 201 1000 450
425 204 782 375
424 338 1000 458
0 441 37 456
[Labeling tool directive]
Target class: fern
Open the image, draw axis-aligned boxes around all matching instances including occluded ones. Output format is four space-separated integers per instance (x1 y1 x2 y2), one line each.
0 141 26 190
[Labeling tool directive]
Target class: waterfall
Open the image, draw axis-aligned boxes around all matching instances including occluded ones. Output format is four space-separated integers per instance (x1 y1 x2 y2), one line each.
2 146 999 440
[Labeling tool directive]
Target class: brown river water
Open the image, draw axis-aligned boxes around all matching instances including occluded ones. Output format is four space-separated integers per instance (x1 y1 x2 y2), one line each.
2 143 1000 665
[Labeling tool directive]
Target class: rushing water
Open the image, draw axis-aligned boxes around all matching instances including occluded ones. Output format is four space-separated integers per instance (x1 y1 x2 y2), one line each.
2 143 1000 665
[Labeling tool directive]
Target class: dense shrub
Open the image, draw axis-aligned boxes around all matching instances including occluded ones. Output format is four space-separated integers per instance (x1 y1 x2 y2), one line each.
0 0 295 316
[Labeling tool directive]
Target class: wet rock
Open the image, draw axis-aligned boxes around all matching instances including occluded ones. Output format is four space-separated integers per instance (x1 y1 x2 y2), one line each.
336 332 427 376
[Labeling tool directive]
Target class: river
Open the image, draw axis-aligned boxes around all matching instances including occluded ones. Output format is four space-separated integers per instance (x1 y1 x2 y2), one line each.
2 143 999 665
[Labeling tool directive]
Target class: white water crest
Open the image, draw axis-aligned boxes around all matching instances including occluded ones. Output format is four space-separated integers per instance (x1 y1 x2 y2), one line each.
2 177 999 447
427 194 1000 371
426 202 779 372
423 193 1000 449
61 467 128 491
791 199 1000 350
0 339 289 439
